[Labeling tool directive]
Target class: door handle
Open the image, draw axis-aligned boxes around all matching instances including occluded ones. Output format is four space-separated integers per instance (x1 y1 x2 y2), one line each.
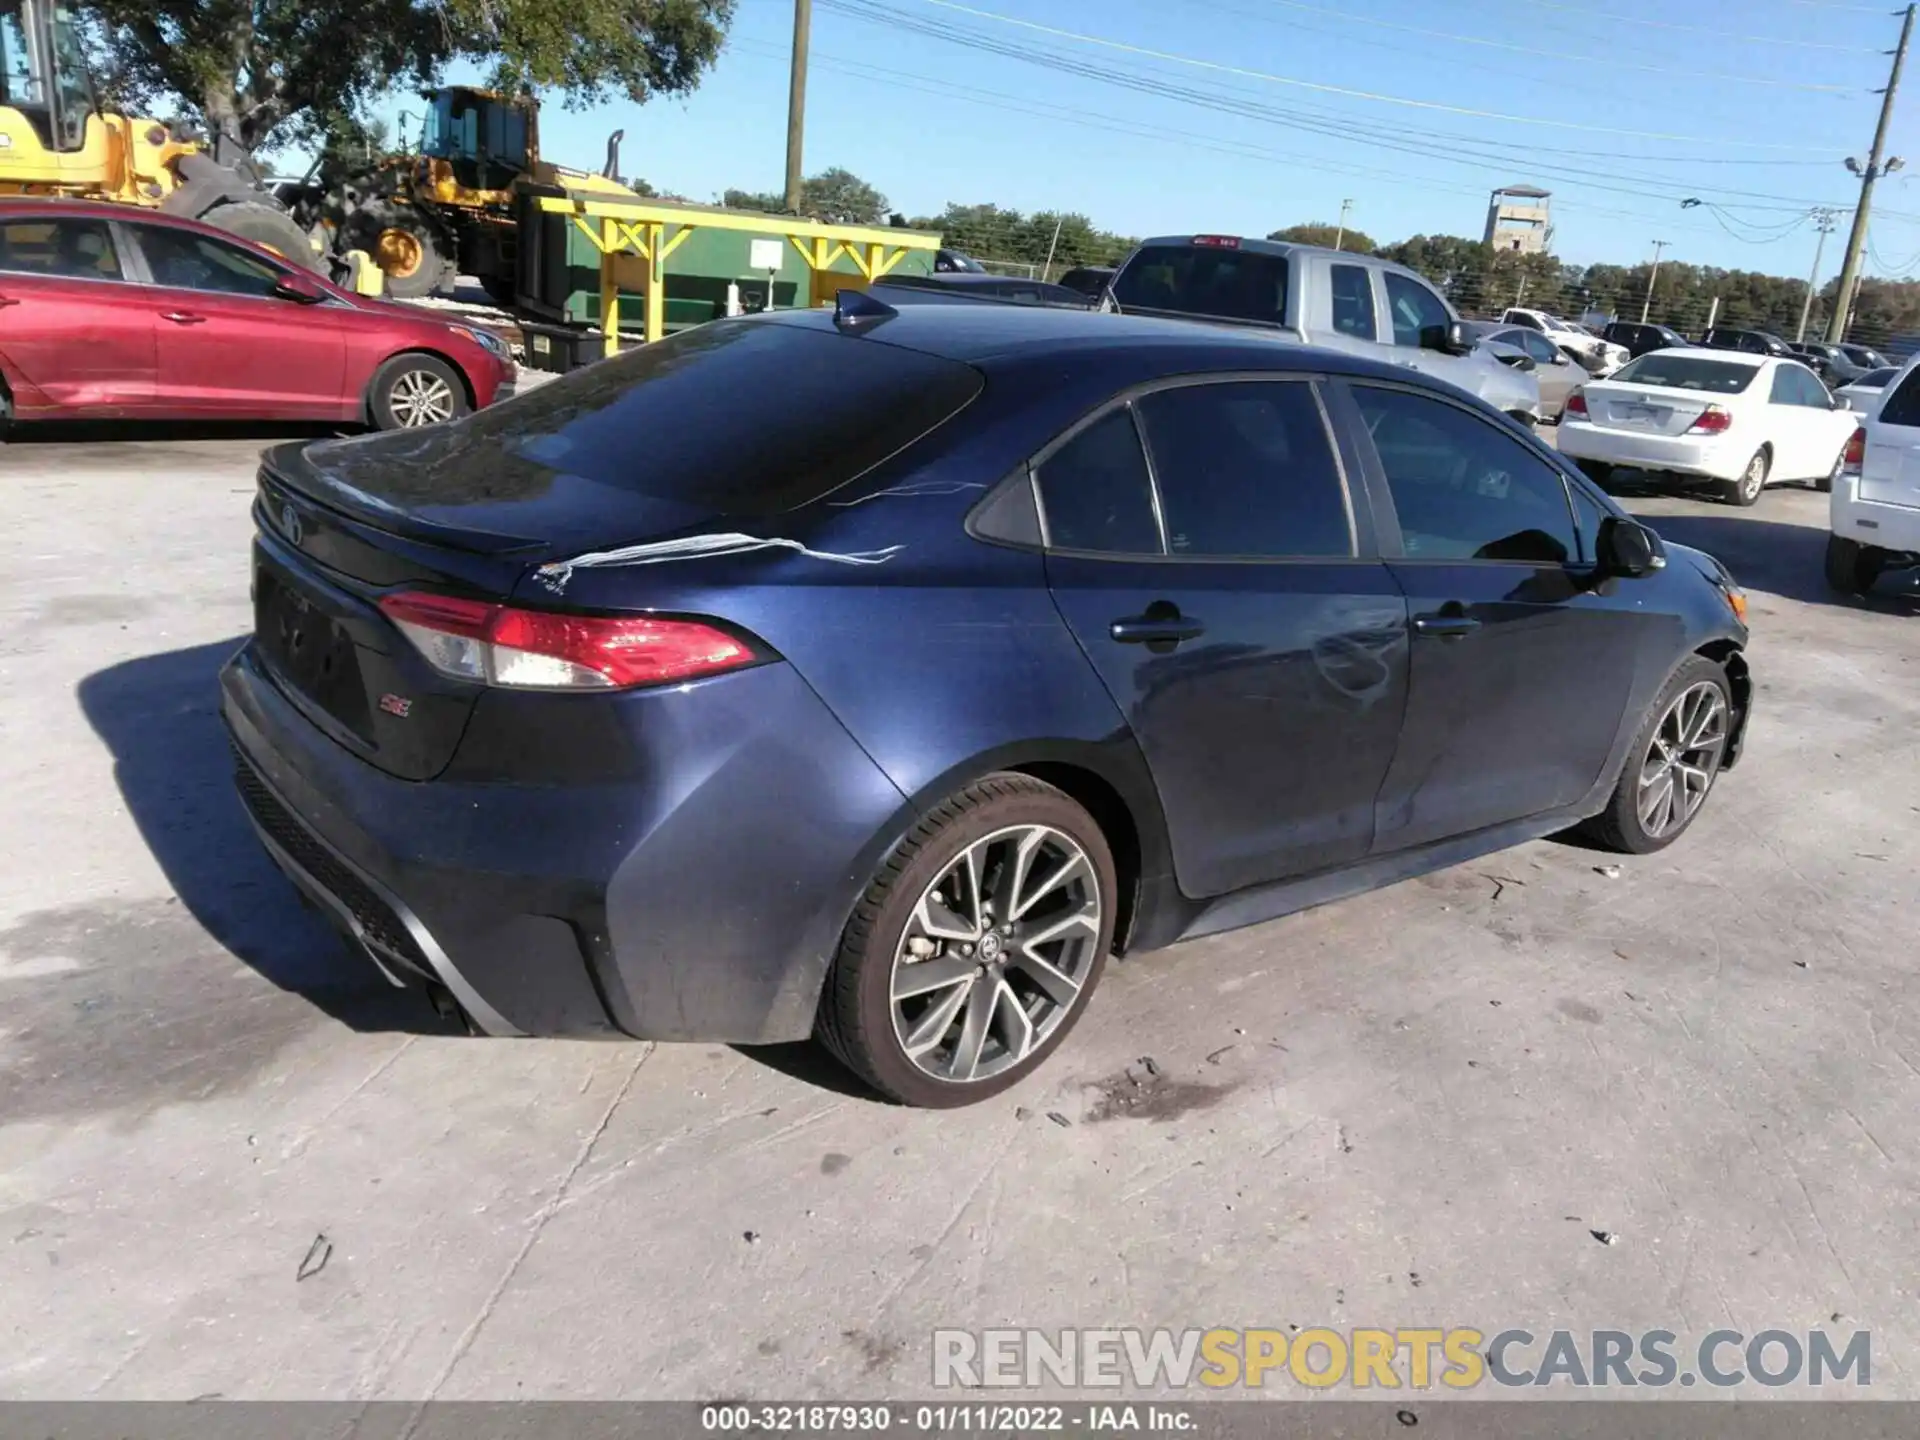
1413 613 1481 639
1111 606 1205 648
0 293 18 309
161 311 207 325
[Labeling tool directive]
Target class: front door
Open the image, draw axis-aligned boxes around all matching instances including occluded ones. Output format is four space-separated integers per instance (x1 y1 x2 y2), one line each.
0 215 155 414
122 221 346 417
1036 378 1410 898
1341 380 1652 851
1767 362 1846 480
1381 268 1483 394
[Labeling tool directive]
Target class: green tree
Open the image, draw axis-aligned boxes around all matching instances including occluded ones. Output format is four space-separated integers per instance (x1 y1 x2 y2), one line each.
1268 221 1378 254
85 0 733 156
722 168 887 223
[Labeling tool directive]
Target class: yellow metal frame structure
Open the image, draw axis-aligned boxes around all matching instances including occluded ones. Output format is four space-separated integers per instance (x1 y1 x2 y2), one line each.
539 196 943 354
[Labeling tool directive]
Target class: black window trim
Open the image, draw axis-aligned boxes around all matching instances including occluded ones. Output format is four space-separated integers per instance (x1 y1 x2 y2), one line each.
1332 375 1603 569
0 214 132 287
1022 371 1367 564
118 217 293 300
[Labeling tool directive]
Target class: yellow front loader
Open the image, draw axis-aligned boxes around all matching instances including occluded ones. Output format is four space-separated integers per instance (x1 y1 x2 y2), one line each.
0 0 318 263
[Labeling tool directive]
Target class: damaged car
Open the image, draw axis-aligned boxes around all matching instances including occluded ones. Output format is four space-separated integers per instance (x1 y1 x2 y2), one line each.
222 295 1753 1107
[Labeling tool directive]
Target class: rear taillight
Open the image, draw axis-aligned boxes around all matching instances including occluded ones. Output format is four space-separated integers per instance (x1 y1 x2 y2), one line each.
1686 405 1733 435
1564 390 1588 418
1844 425 1865 472
378 592 755 691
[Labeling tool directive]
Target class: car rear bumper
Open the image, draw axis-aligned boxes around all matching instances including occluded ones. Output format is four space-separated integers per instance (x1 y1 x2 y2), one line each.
1831 473 1920 555
220 641 910 1042
1556 422 1745 481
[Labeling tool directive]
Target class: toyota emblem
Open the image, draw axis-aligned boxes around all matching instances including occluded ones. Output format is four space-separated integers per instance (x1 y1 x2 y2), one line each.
280 502 303 545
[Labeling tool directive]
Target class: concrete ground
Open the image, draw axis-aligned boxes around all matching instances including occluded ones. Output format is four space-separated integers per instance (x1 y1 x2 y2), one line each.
2 426 1918 1401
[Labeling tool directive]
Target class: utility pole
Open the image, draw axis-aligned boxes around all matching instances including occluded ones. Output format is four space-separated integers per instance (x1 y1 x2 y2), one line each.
1639 240 1669 323
783 0 812 213
1826 1 1914 343
1797 208 1839 342
1334 198 1354 252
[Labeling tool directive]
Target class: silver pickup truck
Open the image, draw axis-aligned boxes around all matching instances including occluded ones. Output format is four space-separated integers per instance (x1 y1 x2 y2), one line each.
1104 234 1543 425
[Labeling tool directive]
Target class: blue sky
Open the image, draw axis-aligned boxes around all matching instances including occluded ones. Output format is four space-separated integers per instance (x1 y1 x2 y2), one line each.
419 0 1920 276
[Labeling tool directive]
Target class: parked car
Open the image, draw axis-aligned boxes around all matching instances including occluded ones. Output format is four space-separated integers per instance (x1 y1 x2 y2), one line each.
1055 265 1115 300
934 248 986 273
223 298 1752 1106
1835 365 1900 414
1558 351 1857 505
1603 320 1691 359
1829 356 1920 594
0 199 514 431
1787 341 1870 387
1462 320 1585 421
1698 327 1793 359
1838 343 1891 372
1107 234 1541 424
872 272 1095 308
1502 307 1629 374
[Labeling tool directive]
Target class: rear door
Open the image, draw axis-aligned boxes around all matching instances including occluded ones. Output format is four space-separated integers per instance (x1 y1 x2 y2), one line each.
0 216 156 414
1340 380 1653 849
1038 377 1410 897
121 221 347 417
1862 362 1920 506
1767 363 1846 479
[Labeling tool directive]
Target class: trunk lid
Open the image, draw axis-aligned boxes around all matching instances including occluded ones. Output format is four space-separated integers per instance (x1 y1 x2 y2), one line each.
248 315 986 780
1582 383 1717 437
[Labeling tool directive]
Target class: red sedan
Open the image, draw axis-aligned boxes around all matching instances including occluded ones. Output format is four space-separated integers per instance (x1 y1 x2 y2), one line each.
0 199 515 431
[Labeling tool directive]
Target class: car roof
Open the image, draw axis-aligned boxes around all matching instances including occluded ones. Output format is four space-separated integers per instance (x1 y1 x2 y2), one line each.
761 298 1446 384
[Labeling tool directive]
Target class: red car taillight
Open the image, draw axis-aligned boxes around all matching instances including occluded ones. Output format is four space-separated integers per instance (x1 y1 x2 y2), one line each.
1686 405 1733 435
1564 390 1588 418
1844 425 1865 471
378 592 755 691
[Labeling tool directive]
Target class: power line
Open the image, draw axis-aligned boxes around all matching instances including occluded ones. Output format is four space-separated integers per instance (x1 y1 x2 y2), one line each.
1216 0 1866 91
819 0 1869 208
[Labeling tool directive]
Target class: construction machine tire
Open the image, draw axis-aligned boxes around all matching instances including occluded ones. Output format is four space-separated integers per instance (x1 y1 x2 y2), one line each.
360 215 450 301
201 201 323 270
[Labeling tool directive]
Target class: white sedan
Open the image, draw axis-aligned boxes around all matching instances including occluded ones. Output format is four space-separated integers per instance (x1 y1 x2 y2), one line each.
1556 350 1860 506
1835 365 1901 414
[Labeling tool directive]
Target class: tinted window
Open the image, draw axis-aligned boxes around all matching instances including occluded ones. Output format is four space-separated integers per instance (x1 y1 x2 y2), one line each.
1877 367 1920 427
1329 264 1376 341
1385 272 1452 346
1135 382 1351 558
136 226 282 296
0 218 122 280
1355 387 1577 565
1035 408 1162 554
401 320 985 515
1111 244 1290 326
1770 365 1829 407
1507 312 1544 332
1858 367 1899 387
1610 355 1758 394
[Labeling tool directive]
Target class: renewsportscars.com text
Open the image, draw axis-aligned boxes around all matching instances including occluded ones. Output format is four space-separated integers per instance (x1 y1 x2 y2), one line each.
932 1327 1871 1391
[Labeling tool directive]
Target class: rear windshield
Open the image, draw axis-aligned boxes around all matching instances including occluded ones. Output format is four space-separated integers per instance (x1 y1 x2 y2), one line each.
1110 244 1290 326
1610 355 1758 394
1858 367 1899 387
461 319 982 512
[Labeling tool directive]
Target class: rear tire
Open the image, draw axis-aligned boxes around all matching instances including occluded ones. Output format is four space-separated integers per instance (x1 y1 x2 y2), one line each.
1718 448 1769 507
368 354 470 430
1575 459 1614 489
816 773 1117 1107
1824 533 1885 595
1580 656 1734 855
200 201 322 270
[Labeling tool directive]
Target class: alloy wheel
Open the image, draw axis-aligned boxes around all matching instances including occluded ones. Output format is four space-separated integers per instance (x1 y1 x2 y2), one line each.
889 824 1102 1084
1637 681 1729 840
1741 453 1767 501
389 370 457 427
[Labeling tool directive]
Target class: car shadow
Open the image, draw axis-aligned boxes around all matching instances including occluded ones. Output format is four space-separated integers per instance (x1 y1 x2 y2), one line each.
732 1041 886 1101
1625 504 1920 614
76 638 458 1035
8 418 354 446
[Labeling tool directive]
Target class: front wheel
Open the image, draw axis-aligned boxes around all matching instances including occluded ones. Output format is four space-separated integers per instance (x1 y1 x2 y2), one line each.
1580 656 1734 855
1719 448 1769 507
816 774 1117 1107
368 353 470 430
1824 533 1885 595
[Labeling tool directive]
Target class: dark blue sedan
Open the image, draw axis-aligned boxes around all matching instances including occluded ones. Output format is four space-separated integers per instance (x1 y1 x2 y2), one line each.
221 295 1753 1107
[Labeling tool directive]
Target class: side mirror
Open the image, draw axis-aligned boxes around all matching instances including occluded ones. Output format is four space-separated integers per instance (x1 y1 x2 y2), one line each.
272 272 326 304
1420 320 1473 356
1596 516 1666 579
